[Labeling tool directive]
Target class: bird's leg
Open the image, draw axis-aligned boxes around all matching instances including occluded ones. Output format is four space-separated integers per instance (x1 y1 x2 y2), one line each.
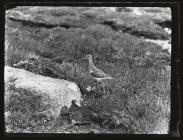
99 81 106 94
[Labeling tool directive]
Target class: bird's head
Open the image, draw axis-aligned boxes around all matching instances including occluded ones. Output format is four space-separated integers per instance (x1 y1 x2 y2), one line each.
82 54 92 60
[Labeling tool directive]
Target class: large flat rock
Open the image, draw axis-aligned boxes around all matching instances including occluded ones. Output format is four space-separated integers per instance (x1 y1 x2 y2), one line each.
4 66 83 118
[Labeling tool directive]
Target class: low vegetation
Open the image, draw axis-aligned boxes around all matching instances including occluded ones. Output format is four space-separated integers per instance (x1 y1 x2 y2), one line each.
5 7 171 133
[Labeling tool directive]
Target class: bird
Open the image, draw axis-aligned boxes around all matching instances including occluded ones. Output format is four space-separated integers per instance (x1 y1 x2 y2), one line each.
82 54 114 83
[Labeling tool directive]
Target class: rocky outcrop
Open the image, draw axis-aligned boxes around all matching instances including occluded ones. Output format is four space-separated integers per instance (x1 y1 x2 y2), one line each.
4 66 83 118
6 7 170 40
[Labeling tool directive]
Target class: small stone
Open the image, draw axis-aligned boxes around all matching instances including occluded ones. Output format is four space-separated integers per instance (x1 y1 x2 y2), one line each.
164 28 171 35
86 86 92 92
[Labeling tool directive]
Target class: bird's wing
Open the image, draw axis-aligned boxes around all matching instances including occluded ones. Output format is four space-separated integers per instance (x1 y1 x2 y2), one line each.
90 69 111 78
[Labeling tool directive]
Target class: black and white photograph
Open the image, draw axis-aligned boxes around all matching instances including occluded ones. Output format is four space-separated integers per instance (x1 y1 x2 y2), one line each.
4 6 172 134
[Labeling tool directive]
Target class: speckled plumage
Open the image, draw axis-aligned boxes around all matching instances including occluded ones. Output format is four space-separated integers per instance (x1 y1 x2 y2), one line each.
82 54 114 82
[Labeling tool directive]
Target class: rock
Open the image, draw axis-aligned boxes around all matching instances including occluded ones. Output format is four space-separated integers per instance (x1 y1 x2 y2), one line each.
86 86 91 92
4 66 83 118
131 7 143 16
164 28 171 35
144 39 171 54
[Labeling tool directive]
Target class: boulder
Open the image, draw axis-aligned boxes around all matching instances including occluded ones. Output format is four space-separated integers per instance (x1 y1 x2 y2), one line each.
4 66 83 118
